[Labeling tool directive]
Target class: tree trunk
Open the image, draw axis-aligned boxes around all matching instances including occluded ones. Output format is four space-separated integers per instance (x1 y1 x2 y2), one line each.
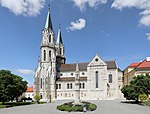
2 99 5 105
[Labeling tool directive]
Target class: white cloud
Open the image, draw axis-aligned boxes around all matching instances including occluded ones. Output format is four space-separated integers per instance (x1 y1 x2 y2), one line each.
0 0 45 16
16 69 34 75
112 0 150 27
68 18 86 31
72 0 107 11
146 33 150 40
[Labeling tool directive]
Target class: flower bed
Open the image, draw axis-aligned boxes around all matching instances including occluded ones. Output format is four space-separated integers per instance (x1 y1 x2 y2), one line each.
57 101 97 112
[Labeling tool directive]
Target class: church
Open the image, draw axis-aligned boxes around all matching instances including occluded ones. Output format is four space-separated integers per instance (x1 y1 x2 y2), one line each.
34 7 123 102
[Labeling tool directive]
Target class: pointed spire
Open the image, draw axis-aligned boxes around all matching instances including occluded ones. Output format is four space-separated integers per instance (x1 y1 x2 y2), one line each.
56 24 63 45
44 4 53 30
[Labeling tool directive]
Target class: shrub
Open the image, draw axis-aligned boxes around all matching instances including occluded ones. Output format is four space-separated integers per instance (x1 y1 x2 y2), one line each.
87 103 97 111
34 95 41 103
138 94 148 102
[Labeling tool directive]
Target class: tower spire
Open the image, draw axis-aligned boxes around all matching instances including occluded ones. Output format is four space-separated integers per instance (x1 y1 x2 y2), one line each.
44 4 53 30
56 24 63 45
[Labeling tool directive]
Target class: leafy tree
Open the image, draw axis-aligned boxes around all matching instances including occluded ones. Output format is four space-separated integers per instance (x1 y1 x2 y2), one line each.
34 95 41 103
121 75 150 102
138 94 148 102
0 70 28 104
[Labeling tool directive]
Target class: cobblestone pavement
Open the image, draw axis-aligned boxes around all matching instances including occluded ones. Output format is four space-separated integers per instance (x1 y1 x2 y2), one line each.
0 100 150 114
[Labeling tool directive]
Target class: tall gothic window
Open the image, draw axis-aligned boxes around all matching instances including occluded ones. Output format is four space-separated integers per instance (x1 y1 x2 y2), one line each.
41 78 42 89
49 35 51 43
96 71 98 88
44 50 46 61
49 51 51 60
109 74 112 83
60 48 62 55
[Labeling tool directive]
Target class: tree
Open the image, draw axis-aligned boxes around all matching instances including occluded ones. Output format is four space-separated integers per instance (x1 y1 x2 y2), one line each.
0 70 28 104
121 75 150 102
34 95 41 104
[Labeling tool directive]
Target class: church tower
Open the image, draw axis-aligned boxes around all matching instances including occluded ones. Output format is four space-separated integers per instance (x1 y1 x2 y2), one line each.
34 6 57 102
56 26 66 72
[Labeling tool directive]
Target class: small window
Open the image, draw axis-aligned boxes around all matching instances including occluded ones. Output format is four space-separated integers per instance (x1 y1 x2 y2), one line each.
59 84 61 89
60 73 63 76
82 72 85 75
67 83 69 89
95 58 99 62
71 73 74 76
70 83 72 89
65 93 67 97
82 83 85 89
79 83 82 89
56 84 58 89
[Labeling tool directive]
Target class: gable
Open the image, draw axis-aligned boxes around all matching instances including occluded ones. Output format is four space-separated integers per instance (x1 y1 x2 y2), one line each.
88 54 107 67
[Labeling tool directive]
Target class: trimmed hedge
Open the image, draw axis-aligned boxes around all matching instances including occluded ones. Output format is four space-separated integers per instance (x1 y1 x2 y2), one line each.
57 101 97 112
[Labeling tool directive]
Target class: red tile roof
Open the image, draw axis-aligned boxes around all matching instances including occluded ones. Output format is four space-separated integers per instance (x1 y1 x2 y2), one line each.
129 62 140 67
137 60 150 69
129 59 150 69
26 86 33 92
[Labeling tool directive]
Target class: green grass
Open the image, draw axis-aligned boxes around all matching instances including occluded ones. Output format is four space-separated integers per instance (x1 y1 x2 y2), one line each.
0 102 33 109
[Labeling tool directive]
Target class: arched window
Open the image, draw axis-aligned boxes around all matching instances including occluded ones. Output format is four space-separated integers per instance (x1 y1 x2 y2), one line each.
67 83 69 89
82 83 85 89
59 84 61 89
109 74 112 83
56 84 58 89
79 83 81 89
44 50 46 61
96 71 98 88
70 83 72 89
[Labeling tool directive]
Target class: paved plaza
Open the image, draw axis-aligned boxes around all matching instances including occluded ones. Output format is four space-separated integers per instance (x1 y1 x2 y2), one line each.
0 100 150 114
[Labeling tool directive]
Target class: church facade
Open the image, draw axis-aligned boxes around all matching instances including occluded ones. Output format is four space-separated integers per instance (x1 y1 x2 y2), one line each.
34 8 123 102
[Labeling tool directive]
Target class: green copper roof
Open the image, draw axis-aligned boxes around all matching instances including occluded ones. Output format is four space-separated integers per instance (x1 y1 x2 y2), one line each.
44 8 53 30
56 28 63 45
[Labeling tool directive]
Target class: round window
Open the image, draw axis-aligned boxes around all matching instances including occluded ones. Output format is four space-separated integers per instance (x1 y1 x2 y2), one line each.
95 58 99 62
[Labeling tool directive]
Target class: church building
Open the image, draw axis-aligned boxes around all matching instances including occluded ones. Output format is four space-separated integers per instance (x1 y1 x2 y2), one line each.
34 7 123 102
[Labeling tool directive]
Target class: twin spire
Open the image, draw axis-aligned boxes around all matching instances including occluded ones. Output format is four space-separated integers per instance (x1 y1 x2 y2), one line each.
56 25 63 45
44 4 63 45
44 4 53 30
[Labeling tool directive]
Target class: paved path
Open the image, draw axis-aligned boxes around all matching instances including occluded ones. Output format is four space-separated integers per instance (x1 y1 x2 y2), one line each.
0 100 150 114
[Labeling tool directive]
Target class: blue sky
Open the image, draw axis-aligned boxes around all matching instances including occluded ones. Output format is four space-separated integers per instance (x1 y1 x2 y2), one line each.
0 0 149 86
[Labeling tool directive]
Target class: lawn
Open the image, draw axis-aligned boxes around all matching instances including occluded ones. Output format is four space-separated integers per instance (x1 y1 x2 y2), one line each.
0 102 33 108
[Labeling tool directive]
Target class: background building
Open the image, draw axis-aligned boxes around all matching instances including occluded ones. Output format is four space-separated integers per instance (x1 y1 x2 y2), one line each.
123 57 150 85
